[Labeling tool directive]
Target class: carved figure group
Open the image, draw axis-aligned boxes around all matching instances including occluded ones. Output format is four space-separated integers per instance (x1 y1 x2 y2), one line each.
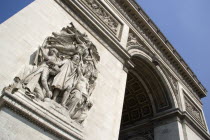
6 23 100 124
85 0 118 34
127 33 139 47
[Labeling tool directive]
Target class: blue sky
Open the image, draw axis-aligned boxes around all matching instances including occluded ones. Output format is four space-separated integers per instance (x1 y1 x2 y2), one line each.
0 0 209 129
0 0 34 23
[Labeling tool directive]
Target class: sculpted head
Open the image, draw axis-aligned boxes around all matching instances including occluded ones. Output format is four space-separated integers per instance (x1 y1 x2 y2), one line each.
84 71 92 80
76 43 88 55
72 54 81 63
89 71 98 84
48 48 58 56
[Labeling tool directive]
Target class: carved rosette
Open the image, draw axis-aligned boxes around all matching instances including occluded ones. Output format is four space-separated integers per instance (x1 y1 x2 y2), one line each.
4 23 100 125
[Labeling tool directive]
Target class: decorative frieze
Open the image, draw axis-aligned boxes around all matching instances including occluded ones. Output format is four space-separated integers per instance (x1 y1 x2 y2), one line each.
184 96 204 125
4 23 100 125
82 0 122 38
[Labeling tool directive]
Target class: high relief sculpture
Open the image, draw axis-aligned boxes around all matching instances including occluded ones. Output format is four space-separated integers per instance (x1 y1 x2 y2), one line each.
4 23 100 124
83 0 121 37
84 0 118 33
127 33 139 47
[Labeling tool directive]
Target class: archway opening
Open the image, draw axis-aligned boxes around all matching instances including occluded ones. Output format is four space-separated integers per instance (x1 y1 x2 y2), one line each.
118 56 173 140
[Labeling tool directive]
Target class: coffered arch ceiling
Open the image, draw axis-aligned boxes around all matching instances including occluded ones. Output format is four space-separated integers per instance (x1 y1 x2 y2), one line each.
121 71 153 127
131 56 173 112
121 53 175 128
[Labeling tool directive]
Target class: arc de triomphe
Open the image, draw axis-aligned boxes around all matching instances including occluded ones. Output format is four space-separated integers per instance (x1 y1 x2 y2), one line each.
0 0 209 140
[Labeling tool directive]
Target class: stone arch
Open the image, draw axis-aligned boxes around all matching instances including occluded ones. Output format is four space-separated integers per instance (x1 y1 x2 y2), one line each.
118 46 178 139
127 47 177 112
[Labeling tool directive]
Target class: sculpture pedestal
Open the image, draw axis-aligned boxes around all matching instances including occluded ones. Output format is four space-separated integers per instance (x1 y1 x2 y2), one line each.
0 90 84 140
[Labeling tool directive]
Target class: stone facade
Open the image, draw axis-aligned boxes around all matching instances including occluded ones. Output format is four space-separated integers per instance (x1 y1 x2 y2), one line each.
0 0 209 140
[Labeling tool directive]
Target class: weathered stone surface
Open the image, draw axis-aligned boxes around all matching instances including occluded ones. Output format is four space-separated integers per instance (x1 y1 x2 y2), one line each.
154 118 185 140
0 0 209 140
0 108 59 140
185 125 202 140
0 0 127 139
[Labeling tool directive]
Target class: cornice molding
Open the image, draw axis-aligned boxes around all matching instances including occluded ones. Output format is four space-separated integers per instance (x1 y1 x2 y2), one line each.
109 0 207 98
118 107 210 140
0 91 84 140
152 109 210 140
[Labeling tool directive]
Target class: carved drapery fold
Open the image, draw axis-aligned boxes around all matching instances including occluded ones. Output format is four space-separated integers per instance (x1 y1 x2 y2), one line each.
4 23 100 125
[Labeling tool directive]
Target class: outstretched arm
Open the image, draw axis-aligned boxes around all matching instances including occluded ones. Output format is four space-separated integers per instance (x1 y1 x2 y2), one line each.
52 31 75 37
75 34 83 44
47 58 68 67
47 43 78 53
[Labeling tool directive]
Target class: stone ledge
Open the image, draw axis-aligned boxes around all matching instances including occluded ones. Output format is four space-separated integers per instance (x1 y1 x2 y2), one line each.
0 90 84 140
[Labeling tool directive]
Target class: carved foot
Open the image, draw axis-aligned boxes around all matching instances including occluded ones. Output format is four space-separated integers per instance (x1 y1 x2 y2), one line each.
25 91 35 99
44 98 51 102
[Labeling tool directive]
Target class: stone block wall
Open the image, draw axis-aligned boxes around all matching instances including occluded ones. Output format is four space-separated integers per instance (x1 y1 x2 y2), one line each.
0 0 128 139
